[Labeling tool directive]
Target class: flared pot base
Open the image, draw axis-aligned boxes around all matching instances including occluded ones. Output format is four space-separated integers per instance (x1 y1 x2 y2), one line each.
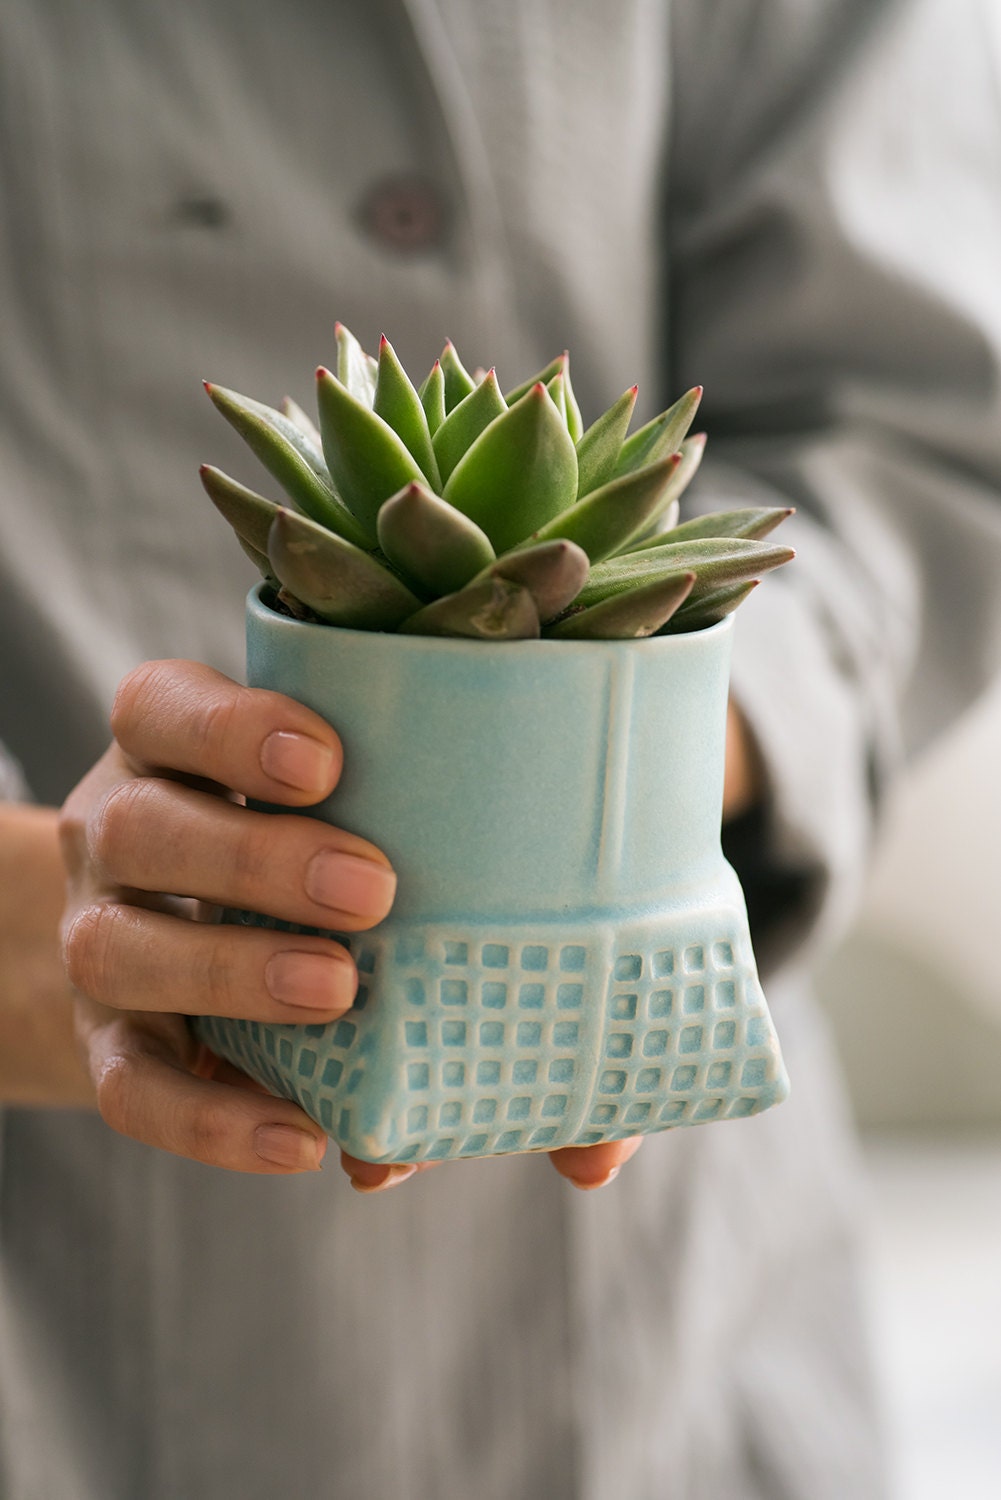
197 890 789 1163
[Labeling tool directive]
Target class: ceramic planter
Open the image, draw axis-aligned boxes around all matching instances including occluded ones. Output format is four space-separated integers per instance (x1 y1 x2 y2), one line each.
196 583 789 1162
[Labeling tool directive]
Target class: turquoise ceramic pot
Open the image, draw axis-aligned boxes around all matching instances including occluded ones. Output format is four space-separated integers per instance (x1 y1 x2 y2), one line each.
196 583 789 1162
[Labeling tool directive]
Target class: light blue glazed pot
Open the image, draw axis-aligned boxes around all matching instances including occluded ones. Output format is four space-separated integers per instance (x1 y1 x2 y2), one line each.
196 583 789 1162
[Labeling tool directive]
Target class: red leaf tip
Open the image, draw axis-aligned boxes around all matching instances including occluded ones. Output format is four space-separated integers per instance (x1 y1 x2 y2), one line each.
379 333 388 348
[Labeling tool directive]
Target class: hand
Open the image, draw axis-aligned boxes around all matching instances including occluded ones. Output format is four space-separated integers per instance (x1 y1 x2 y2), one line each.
59 659 395 1174
57 660 641 1190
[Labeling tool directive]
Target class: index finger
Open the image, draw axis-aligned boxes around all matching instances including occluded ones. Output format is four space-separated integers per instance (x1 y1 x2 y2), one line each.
111 659 343 805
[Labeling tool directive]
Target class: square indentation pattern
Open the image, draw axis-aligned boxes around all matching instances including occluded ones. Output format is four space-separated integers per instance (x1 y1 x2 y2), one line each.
577 920 784 1144
200 909 787 1163
384 927 603 1161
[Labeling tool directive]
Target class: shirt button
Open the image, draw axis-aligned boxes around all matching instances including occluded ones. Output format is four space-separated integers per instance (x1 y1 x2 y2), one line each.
357 176 446 253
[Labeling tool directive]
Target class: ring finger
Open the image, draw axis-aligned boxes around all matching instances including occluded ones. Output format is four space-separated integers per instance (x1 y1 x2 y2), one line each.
63 901 358 1021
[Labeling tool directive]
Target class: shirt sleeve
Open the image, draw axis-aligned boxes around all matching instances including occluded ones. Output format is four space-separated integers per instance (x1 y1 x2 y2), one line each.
667 0 1001 973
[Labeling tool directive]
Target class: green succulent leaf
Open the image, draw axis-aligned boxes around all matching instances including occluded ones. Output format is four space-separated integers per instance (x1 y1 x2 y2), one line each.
576 536 795 609
400 576 540 640
199 464 280 556
647 505 795 548
439 340 476 412
526 453 681 564
547 570 696 639
617 435 707 550
335 322 378 407
279 396 322 449
373 335 441 489
431 368 508 485
613 386 703 478
417 360 447 437
238 536 275 580
267 508 420 629
316 367 426 542
661 579 759 634
574 386 639 497
443 383 579 553
560 355 584 444
546 370 568 424
504 355 564 406
376 481 496 598
203 382 370 549
482 538 590 623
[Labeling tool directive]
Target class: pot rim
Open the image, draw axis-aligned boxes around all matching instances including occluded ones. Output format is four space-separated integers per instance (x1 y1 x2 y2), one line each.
248 580 734 657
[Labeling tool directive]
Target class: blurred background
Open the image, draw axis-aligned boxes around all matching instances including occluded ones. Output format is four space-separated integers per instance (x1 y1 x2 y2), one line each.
817 681 1001 1499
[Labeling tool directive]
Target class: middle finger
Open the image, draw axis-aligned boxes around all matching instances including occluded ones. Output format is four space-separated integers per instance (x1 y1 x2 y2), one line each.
89 777 397 931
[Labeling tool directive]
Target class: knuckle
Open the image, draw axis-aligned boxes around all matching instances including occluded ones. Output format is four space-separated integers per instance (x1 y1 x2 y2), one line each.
110 661 172 742
186 689 243 765
184 1100 232 1161
201 931 241 1015
93 1050 135 1135
232 815 280 896
62 902 122 999
88 777 156 879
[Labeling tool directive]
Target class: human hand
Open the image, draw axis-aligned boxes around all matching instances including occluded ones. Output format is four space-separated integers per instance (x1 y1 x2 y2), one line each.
58 660 644 1190
59 659 395 1174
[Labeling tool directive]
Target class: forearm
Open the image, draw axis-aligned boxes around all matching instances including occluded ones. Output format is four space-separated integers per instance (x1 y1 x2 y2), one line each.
0 804 95 1106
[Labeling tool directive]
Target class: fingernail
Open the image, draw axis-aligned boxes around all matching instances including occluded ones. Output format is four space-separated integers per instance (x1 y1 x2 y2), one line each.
349 1164 418 1194
260 731 336 794
265 950 357 1011
305 850 397 918
571 1166 620 1191
254 1124 326 1170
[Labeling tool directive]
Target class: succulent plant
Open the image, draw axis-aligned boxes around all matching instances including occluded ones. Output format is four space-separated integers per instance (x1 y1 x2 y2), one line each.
202 325 793 640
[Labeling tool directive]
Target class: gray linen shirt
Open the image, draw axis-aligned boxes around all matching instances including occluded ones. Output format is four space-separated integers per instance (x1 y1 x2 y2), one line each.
2 2 1000 1496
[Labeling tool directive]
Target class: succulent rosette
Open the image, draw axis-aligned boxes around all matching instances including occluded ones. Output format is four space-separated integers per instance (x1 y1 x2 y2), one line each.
202 324 793 639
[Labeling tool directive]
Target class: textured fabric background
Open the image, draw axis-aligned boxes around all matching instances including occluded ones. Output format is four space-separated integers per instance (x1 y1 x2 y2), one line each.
2 1 1000 1495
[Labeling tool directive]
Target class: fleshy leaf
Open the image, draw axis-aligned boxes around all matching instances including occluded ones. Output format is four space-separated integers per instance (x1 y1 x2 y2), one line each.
661 580 759 634
504 355 564 406
335 323 378 407
199 464 280 555
613 387 703 478
238 537 274 579
560 355 584 444
440 340 476 412
546 370 568 424
267 509 420 629
376 482 495 598
400 576 540 640
576 536 795 609
418 361 446 436
443 384 579 553
575 386 638 497
316 367 426 541
204 382 370 548
373 335 441 489
431 369 507 485
525 454 681 564
647 505 795 547
481 538 590 622
547 571 695 639
616 435 707 550
280 396 322 449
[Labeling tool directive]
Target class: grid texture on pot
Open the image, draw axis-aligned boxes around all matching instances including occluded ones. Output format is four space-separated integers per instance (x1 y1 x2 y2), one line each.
197 905 788 1162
